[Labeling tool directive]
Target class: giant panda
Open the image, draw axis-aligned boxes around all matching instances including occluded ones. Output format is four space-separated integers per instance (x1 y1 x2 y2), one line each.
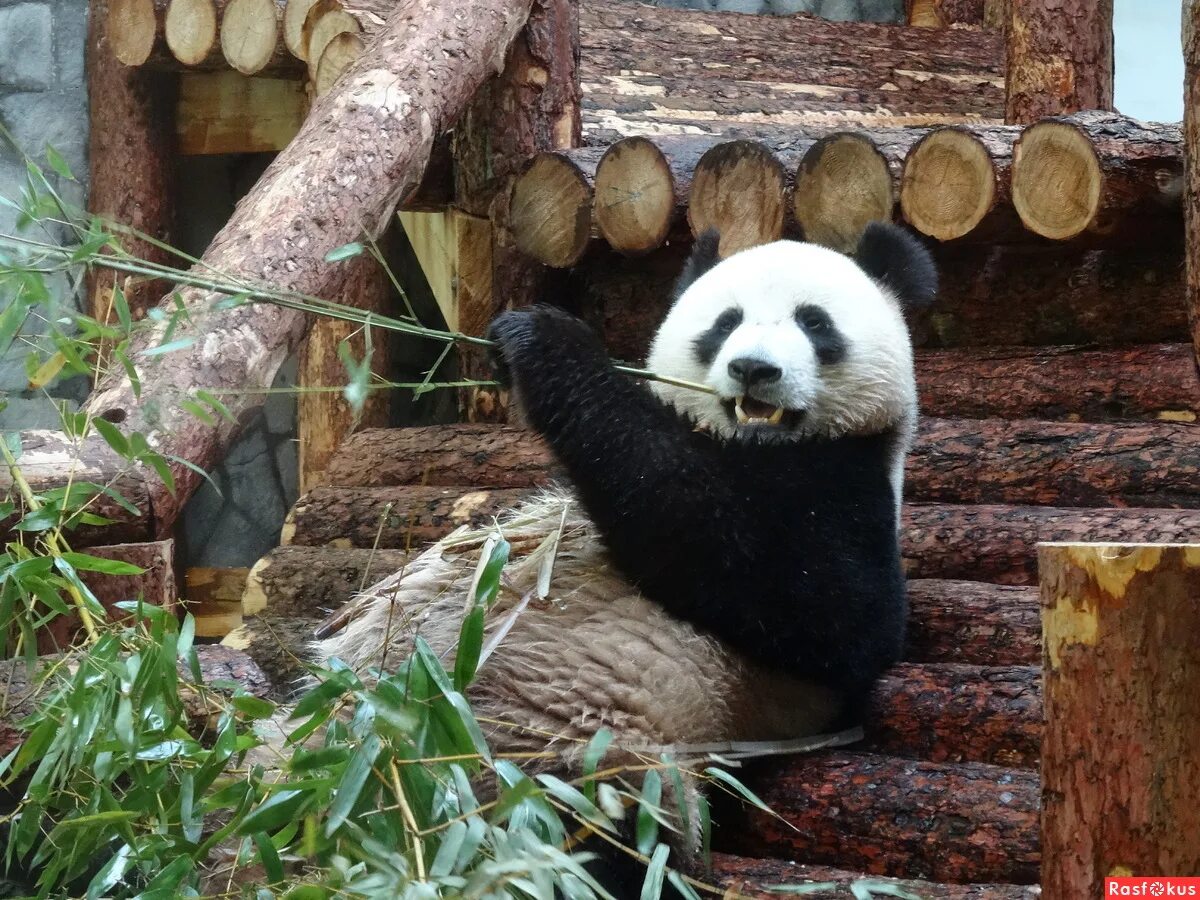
313 222 936 893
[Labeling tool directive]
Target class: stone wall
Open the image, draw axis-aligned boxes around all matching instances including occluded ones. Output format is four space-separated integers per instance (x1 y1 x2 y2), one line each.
0 0 90 431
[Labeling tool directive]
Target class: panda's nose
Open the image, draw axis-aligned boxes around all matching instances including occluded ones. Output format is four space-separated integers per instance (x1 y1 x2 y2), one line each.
727 358 782 387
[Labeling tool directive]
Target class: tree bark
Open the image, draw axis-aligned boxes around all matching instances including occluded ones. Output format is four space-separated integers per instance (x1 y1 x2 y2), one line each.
711 854 1039 900
867 663 1041 768
242 545 410 617
688 141 790 257
908 417 1200 509
1004 0 1113 124
904 504 1200 585
579 0 1005 143
1185 1 1200 368
1038 544 1200 899
281 486 530 548
83 0 537 534
728 752 1040 884
916 344 1200 422
219 616 324 690
87 0 176 326
905 0 987 27
905 579 1039 666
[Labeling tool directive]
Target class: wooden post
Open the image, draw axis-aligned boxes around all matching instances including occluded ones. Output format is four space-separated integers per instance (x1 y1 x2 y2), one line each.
1038 544 1200 899
86 0 176 327
451 0 581 423
1005 0 1113 124
1184 1 1200 368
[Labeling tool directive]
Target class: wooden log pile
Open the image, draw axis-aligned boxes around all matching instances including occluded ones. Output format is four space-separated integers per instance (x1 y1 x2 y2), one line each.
507 113 1182 266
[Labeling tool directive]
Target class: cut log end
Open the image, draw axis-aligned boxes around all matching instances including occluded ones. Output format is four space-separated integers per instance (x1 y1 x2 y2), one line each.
794 133 893 254
314 30 363 95
165 0 219 66
688 140 786 258
220 0 281 75
108 0 158 66
305 7 360 80
901 128 996 241
1012 120 1103 241
594 137 675 256
283 0 319 58
509 154 593 268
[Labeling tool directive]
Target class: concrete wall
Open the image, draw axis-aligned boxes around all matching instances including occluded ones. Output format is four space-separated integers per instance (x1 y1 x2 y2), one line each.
0 0 89 431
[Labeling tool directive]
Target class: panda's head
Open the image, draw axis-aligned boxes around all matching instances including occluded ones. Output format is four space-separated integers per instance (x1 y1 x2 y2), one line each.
645 223 936 441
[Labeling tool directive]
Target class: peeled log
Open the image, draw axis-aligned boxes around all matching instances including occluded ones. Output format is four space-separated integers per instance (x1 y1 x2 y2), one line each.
509 150 600 268
242 545 411 617
593 136 681 257
908 417 1200 509
313 30 364 95
794 133 893 253
900 127 1002 241
688 141 788 257
904 579 1039 666
1004 0 1113 124
219 0 288 75
867 663 1041 768
84 0 537 534
1039 544 1200 898
916 344 1200 422
730 752 1040 884
712 854 1038 900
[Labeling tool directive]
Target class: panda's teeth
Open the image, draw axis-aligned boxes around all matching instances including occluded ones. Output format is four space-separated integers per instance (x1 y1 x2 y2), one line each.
735 398 750 424
767 406 785 425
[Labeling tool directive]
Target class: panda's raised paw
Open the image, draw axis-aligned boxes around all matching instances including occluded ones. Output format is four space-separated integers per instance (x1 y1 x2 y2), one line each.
486 305 608 386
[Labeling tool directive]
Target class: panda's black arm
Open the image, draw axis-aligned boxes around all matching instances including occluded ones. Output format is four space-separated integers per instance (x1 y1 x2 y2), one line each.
488 306 748 550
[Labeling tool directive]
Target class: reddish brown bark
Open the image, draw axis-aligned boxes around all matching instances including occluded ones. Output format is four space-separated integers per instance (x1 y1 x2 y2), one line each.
86 0 176 323
242 545 411 617
906 0 987 27
867 663 1041 768
905 579 1039 666
711 853 1039 899
916 344 1200 422
903 504 1200 585
1185 2 1200 367
908 417 1200 509
1004 0 1113 124
1038 545 1200 899
83 0 538 533
580 0 1005 142
727 752 1040 884
282 486 529 548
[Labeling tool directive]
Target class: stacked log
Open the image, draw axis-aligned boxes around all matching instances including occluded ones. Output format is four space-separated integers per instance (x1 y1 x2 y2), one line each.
508 115 1182 266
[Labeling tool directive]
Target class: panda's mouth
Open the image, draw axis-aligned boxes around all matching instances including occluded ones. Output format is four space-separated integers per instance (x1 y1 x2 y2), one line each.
726 396 805 428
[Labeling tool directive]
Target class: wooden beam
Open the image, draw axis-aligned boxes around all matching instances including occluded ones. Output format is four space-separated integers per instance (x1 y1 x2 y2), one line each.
1038 544 1200 898
184 566 248 638
176 72 307 155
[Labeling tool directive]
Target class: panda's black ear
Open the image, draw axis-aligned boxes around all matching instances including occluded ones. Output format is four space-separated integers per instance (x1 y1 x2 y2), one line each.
673 228 722 299
853 222 938 309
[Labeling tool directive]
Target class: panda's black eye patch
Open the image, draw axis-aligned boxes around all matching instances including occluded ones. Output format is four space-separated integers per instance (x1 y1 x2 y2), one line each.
795 304 846 365
693 307 742 366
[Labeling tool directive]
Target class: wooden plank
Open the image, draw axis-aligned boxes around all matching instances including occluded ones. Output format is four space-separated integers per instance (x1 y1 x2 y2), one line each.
184 566 248 638
176 71 307 155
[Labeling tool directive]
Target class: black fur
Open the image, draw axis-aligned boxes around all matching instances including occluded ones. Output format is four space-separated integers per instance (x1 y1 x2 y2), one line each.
673 228 722 299
486 305 906 700
794 304 846 365
692 307 742 366
853 222 938 309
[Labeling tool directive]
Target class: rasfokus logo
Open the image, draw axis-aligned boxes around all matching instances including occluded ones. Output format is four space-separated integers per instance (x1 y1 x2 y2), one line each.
1106 878 1200 896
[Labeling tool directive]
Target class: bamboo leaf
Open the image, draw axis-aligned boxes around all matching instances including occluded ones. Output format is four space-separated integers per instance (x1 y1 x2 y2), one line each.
582 728 613 804
45 145 75 181
324 733 381 836
325 242 365 262
60 552 144 576
704 766 771 812
640 844 669 900
28 351 67 388
636 770 662 855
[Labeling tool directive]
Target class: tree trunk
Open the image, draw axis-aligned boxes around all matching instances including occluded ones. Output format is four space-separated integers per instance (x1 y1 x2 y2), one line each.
219 616 324 689
242 545 410 617
905 0 987 27
1038 544 1200 899
579 0 1005 142
1185 1 1200 368
712 854 1038 900
916 344 1200 422
729 752 1040 884
83 0 537 534
904 579 1038 666
1004 0 1113 124
86 0 176 326
867 663 1041 768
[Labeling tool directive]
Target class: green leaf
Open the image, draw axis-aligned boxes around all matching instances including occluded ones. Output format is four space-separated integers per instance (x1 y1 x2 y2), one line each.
849 881 925 900
253 832 285 885
636 770 662 855
195 389 236 423
180 399 216 426
60 552 144 575
45 145 75 181
232 694 276 720
704 766 771 812
324 242 365 262
324 733 381 836
640 844 669 900
111 282 132 332
667 871 703 900
536 774 614 833
141 453 176 496
139 336 196 357
582 728 613 803
90 416 130 457
239 789 309 836
0 295 31 358
453 606 485 692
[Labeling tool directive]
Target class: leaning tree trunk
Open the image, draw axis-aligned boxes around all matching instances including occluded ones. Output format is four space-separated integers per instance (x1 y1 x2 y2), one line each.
84 0 535 534
1184 0 1200 366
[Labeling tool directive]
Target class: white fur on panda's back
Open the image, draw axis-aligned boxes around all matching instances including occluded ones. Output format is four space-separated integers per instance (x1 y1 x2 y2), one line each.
314 489 841 761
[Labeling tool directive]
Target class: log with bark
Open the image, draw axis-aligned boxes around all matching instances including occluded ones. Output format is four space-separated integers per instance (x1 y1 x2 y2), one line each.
86 0 176 327
579 0 1006 142
508 148 603 268
219 0 294 75
727 752 1040 884
83 0 538 535
915 344 1200 422
1184 0 1200 366
904 579 1038 666
867 663 1041 768
1004 0 1113 124
1038 544 1200 899
241 545 409 617
905 0 998 27
711 854 1039 900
